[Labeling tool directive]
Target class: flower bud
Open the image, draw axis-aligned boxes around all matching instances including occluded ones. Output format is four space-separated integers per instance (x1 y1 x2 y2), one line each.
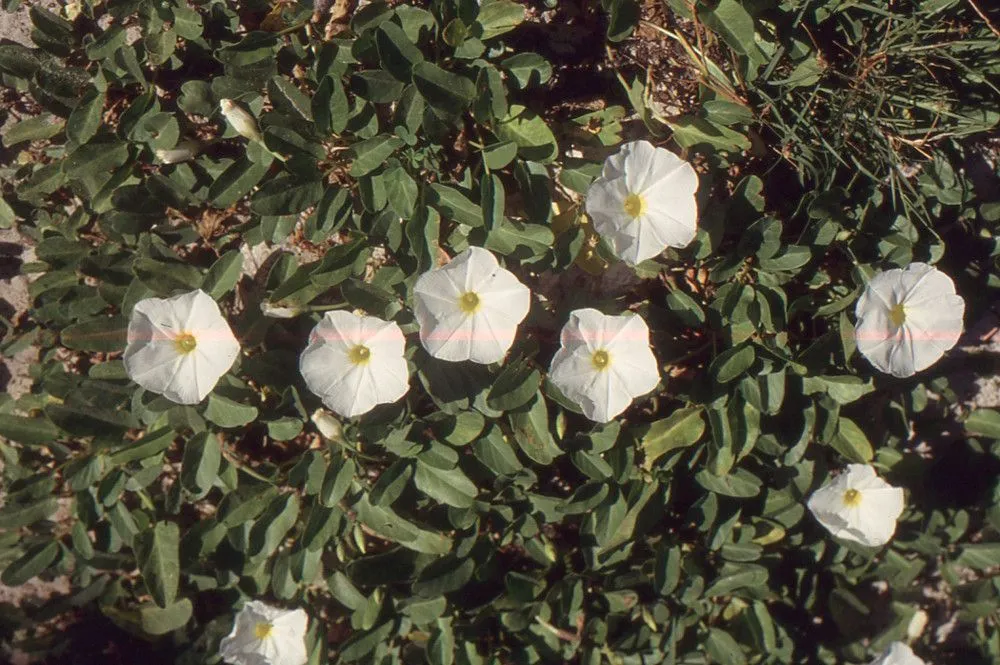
219 98 263 143
311 408 344 442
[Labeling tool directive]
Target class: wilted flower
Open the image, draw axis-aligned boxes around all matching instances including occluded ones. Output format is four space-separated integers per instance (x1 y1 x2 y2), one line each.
585 140 699 266
807 464 905 547
412 246 531 364
123 289 240 405
854 262 964 378
548 308 659 423
260 301 303 319
869 642 926 665
154 138 202 164
219 600 308 665
299 311 409 418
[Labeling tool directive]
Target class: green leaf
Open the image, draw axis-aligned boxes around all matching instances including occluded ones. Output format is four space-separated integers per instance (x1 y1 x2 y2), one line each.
202 250 244 299
132 257 204 293
205 393 259 429
351 135 403 177
354 496 451 555
140 598 193 636
487 359 540 412
704 564 768 597
3 113 65 148
339 621 395 662
0 413 62 446
428 184 484 227
135 522 180 608
492 105 558 163
829 417 874 463
412 61 475 118
695 469 761 497
351 69 405 103
376 21 425 80
705 627 748 665
475 0 525 40
501 52 552 89
482 141 518 170
641 407 706 469
61 316 127 352
248 494 301 559
510 393 562 465
209 157 272 207
428 618 456 665
180 432 221 494
66 88 105 146
251 176 324 215
668 116 750 152
414 461 478 509
472 428 523 475
700 0 756 54
711 344 755 384
2 541 60 586
966 408 1000 439
384 165 419 218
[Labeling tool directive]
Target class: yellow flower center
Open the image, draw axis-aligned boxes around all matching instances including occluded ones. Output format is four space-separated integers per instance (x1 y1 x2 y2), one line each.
591 349 611 371
174 332 197 355
842 488 862 507
622 192 646 219
253 622 274 639
889 303 906 327
348 344 371 365
458 291 481 314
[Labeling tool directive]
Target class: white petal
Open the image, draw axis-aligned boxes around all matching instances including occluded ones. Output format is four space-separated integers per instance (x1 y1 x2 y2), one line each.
808 466 903 547
549 346 630 422
869 642 926 665
559 308 609 352
854 263 964 377
124 340 183 391
420 310 476 362
620 140 660 193
585 178 630 228
413 246 530 364
549 309 658 422
413 269 463 321
633 147 699 197
125 290 239 404
457 245 501 292
467 310 516 364
578 364 635 422
300 313 409 418
642 188 698 247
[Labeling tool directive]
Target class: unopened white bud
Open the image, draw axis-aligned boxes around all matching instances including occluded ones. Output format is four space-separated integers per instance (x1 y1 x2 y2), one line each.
219 98 263 143
311 409 343 442
906 609 928 641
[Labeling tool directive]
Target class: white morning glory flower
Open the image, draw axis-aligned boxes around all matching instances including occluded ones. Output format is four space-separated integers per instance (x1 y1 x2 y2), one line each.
299 311 409 418
869 642 926 665
412 246 531 364
123 289 240 405
219 600 308 665
806 464 905 547
854 262 964 378
585 140 699 266
548 308 660 423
